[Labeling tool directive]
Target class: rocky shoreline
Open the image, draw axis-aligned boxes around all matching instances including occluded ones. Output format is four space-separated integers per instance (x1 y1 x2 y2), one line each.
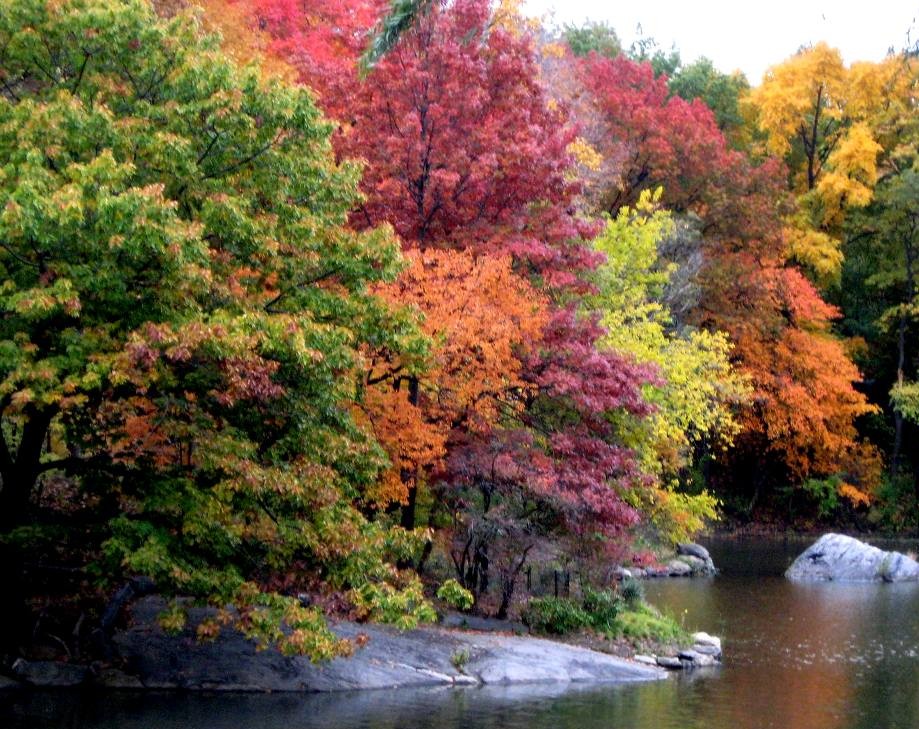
615 542 718 580
2 596 669 692
1 542 726 693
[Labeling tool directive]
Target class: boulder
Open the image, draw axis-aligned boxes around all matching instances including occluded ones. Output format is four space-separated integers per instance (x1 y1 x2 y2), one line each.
94 667 145 689
12 659 89 687
786 533 919 583
678 649 717 668
691 632 722 650
633 654 657 666
679 555 708 572
691 643 722 657
440 613 526 634
676 543 716 574
655 656 683 669
666 559 693 577
109 596 664 691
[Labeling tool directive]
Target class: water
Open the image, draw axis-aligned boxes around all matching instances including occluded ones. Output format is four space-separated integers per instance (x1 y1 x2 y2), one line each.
4 537 919 729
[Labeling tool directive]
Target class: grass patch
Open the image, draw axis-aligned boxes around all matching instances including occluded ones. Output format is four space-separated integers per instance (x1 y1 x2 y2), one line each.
613 603 688 644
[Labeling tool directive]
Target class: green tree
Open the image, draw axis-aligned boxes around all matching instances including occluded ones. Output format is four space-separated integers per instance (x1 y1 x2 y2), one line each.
0 0 430 658
562 20 621 58
589 189 749 541
669 57 750 145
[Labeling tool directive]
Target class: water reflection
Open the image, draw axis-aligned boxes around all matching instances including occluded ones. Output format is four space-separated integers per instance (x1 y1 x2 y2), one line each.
3 537 919 729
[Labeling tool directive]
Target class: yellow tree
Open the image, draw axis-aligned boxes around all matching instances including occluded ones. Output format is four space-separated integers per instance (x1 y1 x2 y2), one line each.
749 43 887 283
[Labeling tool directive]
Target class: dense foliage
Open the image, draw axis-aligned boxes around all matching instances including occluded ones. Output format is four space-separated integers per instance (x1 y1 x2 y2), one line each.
1 0 916 661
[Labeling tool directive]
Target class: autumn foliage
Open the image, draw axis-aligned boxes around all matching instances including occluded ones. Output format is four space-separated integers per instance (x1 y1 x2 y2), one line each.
2 0 910 661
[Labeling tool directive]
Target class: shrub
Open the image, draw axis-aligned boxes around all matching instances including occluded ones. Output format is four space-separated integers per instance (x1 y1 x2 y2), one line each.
619 577 645 607
582 587 622 632
523 597 592 634
436 578 475 611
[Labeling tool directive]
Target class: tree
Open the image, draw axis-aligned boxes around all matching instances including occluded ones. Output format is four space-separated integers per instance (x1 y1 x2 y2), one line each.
331 0 656 606
589 189 749 541
360 249 547 529
695 174 882 513
668 57 751 147
841 165 919 490
575 53 730 214
562 20 621 59
0 0 433 658
748 44 899 283
205 0 664 608
553 46 881 515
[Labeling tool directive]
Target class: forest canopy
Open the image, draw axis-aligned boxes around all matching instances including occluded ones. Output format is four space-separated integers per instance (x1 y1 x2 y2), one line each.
1 0 916 658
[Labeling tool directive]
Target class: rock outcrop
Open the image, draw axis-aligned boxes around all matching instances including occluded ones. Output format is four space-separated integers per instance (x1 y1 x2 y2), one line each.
786 533 919 583
636 631 723 671
676 543 717 574
629 543 716 578
95 596 664 691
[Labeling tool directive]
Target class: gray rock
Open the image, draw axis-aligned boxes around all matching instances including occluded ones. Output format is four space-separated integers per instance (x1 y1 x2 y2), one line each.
786 533 919 582
110 596 664 692
691 631 721 650
677 543 711 562
692 643 722 657
666 559 693 577
95 667 145 689
12 659 89 687
678 649 717 667
655 656 683 669
613 567 633 580
680 555 708 572
440 613 527 634
633 654 657 666
677 543 716 574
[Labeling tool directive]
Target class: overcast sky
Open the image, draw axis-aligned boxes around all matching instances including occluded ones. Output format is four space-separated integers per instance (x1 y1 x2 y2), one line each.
522 0 918 84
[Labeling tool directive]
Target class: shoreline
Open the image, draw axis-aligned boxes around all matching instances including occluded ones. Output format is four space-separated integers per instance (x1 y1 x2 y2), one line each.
2 596 668 693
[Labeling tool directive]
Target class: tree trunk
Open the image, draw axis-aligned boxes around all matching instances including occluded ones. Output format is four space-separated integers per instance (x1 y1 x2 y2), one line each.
892 232 916 478
0 407 54 655
399 376 421 530
0 408 54 530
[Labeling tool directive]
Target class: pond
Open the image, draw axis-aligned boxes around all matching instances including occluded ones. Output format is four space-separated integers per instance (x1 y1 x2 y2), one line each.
4 537 919 729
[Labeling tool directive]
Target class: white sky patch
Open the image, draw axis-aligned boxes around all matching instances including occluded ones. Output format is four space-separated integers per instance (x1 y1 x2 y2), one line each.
523 0 918 84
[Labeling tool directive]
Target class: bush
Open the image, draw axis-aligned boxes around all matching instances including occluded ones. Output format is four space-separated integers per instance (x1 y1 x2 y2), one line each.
523 597 592 634
436 578 475 611
582 587 621 632
619 577 645 607
524 588 626 635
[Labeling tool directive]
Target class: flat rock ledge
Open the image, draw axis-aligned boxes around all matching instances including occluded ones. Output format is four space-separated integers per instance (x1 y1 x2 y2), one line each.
3 596 663 692
786 533 919 583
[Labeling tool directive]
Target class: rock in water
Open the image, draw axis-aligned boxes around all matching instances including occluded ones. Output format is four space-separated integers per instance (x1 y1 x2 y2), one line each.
786 533 919 582
676 543 716 575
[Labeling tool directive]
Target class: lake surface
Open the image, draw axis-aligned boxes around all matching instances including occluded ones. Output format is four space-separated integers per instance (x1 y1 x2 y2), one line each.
4 536 919 729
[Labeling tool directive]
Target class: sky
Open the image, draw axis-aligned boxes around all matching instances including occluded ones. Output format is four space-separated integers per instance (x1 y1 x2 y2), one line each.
522 0 918 84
